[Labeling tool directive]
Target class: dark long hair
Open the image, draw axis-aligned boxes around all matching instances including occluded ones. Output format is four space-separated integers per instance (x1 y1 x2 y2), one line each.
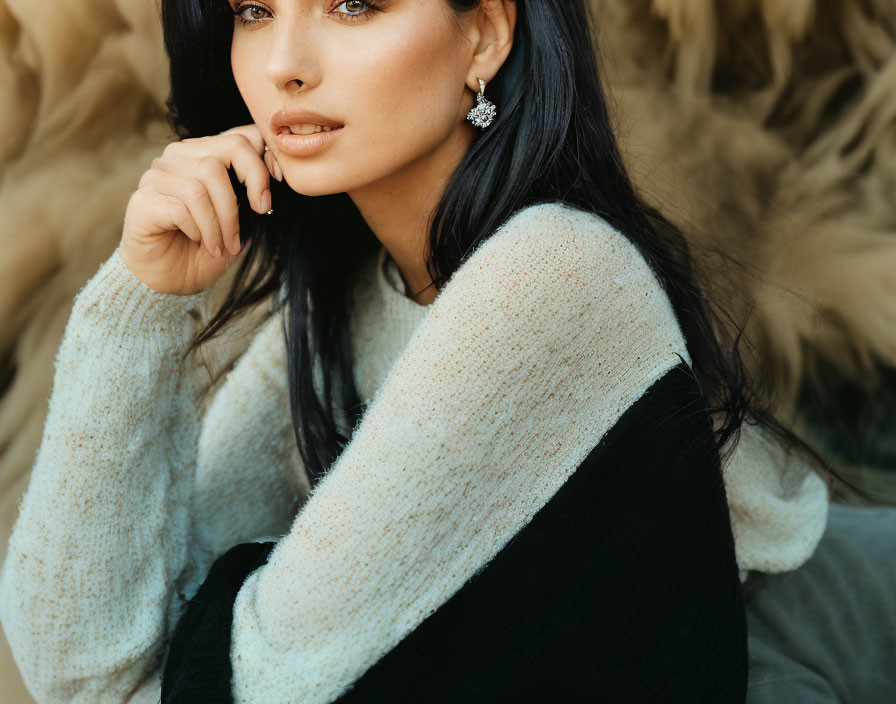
160 0 853 503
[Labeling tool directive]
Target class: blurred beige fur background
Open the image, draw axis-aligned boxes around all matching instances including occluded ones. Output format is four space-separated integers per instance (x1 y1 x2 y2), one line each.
2 0 895 700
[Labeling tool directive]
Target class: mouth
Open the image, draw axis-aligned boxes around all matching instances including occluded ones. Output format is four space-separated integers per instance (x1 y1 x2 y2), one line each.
277 124 344 136
273 124 345 157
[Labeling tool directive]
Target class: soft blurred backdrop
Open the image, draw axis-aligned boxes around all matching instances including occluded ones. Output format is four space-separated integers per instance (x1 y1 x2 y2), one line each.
2 0 895 699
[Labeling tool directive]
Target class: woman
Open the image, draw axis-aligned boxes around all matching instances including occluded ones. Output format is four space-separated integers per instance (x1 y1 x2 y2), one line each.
0 0 893 701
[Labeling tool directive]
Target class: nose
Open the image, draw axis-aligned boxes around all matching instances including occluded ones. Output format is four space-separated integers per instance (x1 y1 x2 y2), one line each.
264 13 323 95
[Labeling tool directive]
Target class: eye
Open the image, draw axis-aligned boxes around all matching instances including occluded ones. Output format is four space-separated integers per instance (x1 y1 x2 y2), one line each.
232 3 272 28
330 0 382 23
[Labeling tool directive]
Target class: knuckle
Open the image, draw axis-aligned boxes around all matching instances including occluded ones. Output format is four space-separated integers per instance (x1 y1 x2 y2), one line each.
197 155 223 177
185 178 206 200
172 204 193 232
229 133 252 152
126 188 143 208
138 168 161 189
168 198 186 218
164 200 180 223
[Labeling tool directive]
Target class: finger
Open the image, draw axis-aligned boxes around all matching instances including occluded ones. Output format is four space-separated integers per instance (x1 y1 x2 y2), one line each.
128 187 202 244
219 123 266 153
142 169 226 258
215 133 272 215
263 149 278 182
159 194 203 247
264 147 284 182
196 156 242 255
172 131 271 215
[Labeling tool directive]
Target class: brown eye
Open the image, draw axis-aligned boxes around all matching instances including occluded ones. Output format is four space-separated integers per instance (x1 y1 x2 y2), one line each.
232 3 273 27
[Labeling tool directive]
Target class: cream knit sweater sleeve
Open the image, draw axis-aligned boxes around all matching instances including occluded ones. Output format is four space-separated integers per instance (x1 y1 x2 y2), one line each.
175 310 309 623
0 248 305 702
225 202 693 702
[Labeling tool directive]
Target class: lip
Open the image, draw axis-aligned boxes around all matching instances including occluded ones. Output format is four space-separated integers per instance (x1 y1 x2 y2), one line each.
273 125 344 157
270 107 345 133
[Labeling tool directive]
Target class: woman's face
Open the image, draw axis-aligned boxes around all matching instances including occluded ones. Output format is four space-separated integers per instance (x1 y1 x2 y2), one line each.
228 0 484 197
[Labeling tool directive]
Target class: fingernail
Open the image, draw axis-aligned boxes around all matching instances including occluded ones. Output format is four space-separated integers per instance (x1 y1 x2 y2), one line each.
214 245 222 258
274 161 283 182
261 189 271 213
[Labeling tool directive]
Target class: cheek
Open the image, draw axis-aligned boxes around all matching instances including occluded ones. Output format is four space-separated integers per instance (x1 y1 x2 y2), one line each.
231 40 263 115
343 28 465 163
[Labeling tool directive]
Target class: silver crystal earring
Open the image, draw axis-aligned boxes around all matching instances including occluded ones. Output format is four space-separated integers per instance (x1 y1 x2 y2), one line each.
466 78 497 129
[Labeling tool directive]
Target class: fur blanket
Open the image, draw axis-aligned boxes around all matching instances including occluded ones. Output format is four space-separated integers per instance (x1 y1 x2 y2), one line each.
1 0 895 699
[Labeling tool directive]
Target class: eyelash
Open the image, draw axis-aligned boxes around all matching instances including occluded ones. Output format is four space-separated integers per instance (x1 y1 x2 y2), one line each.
231 1 383 28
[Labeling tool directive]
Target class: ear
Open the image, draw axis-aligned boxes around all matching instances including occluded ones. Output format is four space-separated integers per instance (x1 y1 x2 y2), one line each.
465 0 517 93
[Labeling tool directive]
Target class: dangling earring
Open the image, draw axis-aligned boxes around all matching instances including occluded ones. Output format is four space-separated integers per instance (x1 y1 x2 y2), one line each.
466 78 497 130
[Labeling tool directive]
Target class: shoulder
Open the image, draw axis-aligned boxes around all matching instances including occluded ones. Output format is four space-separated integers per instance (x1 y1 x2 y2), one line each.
448 200 664 300
466 200 644 262
436 200 690 364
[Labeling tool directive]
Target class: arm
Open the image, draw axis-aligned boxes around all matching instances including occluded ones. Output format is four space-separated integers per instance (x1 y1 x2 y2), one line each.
0 249 306 702
0 247 210 702
170 311 310 634
163 203 740 702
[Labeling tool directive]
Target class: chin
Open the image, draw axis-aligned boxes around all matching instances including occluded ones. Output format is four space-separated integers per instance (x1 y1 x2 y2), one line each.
279 175 344 198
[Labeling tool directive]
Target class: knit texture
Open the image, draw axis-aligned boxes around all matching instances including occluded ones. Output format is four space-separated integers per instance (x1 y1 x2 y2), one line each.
161 361 749 703
0 200 828 702
359 214 829 575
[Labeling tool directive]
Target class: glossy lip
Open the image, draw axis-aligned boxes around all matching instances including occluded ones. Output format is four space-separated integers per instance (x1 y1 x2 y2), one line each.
273 125 344 157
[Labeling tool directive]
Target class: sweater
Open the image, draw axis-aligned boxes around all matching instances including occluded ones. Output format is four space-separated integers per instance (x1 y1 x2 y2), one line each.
0 200 828 702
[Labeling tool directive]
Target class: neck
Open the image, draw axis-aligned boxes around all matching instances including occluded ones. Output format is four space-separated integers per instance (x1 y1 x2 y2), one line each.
347 122 477 307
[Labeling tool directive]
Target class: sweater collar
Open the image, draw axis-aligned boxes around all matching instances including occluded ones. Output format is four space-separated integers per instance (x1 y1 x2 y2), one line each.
375 243 433 325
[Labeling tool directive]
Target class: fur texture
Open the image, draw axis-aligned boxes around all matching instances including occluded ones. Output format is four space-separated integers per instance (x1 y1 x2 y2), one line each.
593 0 896 410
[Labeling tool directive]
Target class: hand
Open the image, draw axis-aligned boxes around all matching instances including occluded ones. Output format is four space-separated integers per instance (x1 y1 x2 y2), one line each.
118 124 283 296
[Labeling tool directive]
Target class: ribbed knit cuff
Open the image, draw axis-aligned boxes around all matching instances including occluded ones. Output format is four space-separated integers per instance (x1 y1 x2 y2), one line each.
71 247 212 354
